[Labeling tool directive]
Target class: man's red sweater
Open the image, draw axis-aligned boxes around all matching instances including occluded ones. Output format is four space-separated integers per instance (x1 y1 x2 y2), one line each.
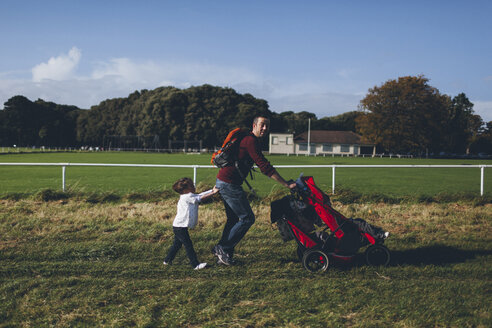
216 132 276 185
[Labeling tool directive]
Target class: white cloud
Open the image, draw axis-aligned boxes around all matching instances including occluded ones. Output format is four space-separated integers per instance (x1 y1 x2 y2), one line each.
90 57 260 89
337 68 355 79
32 47 81 82
91 58 158 85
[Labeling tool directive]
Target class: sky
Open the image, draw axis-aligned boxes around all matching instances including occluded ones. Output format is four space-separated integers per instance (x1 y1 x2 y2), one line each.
1 0 491 122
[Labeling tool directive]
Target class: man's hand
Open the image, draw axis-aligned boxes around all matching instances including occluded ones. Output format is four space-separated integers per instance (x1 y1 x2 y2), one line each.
270 171 297 189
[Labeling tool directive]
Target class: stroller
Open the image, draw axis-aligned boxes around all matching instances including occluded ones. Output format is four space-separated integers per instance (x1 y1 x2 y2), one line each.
271 175 390 272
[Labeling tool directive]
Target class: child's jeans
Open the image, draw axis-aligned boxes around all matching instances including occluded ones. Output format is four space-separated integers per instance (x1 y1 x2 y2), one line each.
164 227 199 268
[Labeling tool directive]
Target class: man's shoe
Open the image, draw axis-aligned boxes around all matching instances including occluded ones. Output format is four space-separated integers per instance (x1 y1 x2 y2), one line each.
194 263 207 270
213 244 234 265
213 244 227 256
211 245 219 256
216 252 231 266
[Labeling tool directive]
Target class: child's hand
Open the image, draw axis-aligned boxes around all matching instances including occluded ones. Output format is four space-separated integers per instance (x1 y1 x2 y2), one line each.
212 186 219 194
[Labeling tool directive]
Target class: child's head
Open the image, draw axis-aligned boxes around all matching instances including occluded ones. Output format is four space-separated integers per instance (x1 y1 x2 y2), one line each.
172 177 195 194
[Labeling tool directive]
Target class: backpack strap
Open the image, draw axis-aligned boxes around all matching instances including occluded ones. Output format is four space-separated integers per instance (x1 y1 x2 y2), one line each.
232 131 255 193
234 161 256 195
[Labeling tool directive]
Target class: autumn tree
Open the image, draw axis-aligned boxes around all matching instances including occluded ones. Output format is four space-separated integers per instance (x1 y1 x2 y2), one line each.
356 75 451 155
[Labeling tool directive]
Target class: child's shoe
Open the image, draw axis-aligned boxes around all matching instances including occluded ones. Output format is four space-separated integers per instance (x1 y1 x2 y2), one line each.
194 263 207 270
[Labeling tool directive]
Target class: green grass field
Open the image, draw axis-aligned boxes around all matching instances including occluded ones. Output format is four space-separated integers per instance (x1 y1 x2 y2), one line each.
1 152 491 326
1 198 491 327
0 152 491 198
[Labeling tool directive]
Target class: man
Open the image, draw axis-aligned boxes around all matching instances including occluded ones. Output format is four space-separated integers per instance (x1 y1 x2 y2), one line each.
213 116 296 265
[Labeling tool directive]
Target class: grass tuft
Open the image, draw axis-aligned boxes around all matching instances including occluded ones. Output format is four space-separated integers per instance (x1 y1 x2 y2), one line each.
0 192 29 201
34 188 70 201
84 191 121 204
123 190 174 203
330 187 491 205
1 187 490 207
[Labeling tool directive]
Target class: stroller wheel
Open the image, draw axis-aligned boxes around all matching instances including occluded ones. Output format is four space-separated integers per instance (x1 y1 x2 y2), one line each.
365 244 390 266
302 249 329 273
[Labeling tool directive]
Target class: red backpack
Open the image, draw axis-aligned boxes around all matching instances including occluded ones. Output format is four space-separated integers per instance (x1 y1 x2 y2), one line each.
211 128 249 168
211 128 256 193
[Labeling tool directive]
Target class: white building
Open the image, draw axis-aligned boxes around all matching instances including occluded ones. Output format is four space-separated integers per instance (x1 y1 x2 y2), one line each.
269 130 374 156
269 133 294 154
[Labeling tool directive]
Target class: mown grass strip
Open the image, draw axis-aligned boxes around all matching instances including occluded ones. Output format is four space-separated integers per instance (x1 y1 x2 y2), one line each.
1 152 491 197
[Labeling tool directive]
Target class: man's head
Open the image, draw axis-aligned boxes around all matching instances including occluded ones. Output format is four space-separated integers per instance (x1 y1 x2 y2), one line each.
252 116 270 138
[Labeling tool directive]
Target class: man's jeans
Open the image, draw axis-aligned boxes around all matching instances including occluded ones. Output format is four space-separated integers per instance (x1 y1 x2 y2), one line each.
216 178 255 255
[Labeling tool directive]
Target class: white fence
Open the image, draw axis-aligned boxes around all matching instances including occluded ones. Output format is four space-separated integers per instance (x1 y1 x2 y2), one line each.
0 163 490 196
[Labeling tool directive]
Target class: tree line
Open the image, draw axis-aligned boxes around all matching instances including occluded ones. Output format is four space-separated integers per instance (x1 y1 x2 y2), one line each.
0 77 490 154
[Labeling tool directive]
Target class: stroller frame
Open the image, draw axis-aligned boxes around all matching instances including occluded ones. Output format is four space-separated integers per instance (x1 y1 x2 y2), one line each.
272 175 390 272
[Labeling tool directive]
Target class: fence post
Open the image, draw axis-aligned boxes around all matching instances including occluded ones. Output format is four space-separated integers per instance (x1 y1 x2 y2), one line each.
332 165 336 194
193 166 197 185
481 166 485 196
62 166 66 192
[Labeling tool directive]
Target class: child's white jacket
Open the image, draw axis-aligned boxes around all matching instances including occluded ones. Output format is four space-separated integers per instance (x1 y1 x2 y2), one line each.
172 189 213 228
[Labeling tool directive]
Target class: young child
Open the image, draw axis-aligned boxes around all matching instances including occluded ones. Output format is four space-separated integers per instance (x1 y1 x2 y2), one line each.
164 177 219 270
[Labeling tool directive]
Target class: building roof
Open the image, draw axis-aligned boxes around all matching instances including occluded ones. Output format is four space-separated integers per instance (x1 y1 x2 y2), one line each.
294 130 369 145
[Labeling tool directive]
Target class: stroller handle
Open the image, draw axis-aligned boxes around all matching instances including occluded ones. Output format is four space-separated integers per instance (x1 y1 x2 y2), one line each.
289 176 311 199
